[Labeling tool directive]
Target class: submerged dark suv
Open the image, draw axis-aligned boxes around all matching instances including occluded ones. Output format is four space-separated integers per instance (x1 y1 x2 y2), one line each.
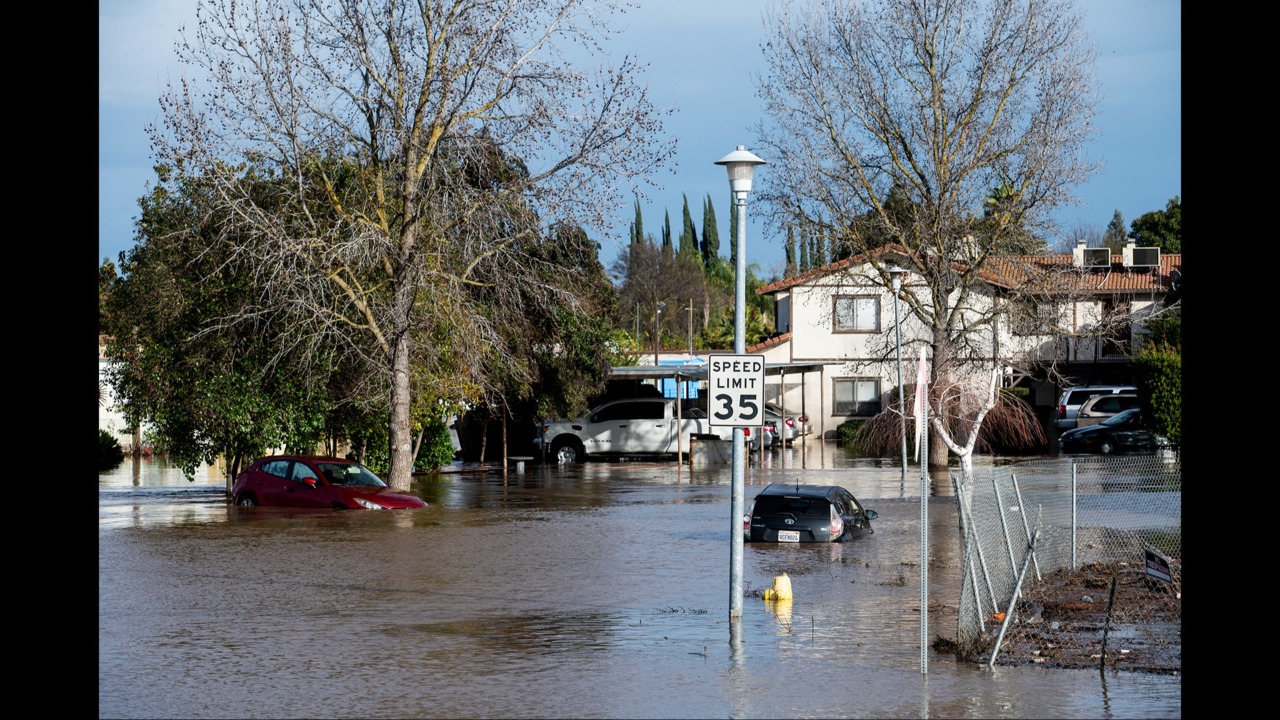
744 483 878 543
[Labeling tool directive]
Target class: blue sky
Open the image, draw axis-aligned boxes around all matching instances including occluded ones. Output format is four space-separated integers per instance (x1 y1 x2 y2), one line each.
99 0 1180 279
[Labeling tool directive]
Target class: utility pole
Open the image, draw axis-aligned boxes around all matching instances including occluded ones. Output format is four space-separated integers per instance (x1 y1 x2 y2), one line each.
653 301 665 365
687 300 694 355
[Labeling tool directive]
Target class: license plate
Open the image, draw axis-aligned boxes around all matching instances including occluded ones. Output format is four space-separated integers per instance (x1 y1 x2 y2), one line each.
777 530 800 543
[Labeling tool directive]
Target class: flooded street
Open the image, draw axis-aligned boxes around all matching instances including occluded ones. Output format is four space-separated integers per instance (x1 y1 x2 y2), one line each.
99 446 1180 719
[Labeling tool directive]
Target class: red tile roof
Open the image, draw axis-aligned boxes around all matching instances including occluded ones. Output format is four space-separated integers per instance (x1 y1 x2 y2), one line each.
757 243 1181 297
746 331 792 354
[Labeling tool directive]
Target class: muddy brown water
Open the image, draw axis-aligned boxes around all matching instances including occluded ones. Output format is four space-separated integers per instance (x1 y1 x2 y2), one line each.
99 445 1180 719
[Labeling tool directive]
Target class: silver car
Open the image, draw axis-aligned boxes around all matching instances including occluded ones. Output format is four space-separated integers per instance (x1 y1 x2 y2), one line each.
1054 385 1136 430
765 402 810 444
1075 393 1140 428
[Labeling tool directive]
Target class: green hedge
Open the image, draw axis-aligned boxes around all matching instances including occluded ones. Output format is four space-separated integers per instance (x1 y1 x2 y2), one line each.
1001 386 1030 401
416 417 457 471
836 419 864 444
1135 344 1181 446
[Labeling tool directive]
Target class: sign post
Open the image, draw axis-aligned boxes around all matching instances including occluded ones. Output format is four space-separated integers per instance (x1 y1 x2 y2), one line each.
715 145 765 623
708 354 767 427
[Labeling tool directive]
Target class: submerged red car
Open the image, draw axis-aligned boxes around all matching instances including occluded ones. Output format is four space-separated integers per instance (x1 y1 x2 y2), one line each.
231 455 427 509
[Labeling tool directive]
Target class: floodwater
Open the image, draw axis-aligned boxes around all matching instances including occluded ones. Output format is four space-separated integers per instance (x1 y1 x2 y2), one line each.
99 444 1180 719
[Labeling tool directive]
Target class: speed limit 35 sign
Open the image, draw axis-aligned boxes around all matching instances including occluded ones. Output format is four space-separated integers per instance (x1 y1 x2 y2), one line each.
707 354 767 427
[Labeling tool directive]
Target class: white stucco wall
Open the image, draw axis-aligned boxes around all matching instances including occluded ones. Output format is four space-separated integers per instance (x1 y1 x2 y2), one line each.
99 359 144 453
768 263 1032 438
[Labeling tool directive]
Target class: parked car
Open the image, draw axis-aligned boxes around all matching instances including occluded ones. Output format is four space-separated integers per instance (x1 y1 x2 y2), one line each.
1054 385 1137 430
231 455 428 509
744 483 877 543
1058 409 1170 455
765 402 810 444
742 421 777 450
536 398 738 463
1075 393 1140 427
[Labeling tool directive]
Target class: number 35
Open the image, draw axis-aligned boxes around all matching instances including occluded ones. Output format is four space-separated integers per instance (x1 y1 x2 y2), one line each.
712 393 758 421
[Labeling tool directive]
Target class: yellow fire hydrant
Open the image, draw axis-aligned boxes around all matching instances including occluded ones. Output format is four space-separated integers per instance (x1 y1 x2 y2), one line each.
762 572 793 601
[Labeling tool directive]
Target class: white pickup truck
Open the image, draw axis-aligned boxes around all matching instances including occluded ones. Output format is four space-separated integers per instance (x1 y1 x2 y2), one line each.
537 397 754 463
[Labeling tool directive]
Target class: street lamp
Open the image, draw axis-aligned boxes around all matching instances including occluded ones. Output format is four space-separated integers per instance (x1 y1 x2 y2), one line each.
888 266 908 479
715 145 765 622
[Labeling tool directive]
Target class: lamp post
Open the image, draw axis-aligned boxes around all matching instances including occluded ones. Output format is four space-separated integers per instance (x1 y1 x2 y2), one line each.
889 266 907 480
653 301 665 365
715 145 765 621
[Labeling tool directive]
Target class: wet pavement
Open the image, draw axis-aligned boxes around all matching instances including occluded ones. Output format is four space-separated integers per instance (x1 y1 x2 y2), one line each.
99 445 1180 719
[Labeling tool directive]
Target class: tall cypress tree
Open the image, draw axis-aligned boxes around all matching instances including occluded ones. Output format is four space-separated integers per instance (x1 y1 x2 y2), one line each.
679 194 699 261
662 210 673 256
701 193 720 267
799 228 810 271
631 197 644 246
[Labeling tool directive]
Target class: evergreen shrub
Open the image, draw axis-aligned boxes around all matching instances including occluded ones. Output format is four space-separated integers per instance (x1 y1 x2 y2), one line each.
99 429 124 470
1135 344 1181 446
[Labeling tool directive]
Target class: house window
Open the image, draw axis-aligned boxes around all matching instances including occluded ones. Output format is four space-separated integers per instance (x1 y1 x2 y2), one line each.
1102 298 1132 356
1010 300 1057 336
833 295 880 333
833 377 880 416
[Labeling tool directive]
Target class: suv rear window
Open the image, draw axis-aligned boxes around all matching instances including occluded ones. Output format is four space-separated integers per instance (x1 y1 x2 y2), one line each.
1065 389 1110 405
1062 386 1135 404
754 496 829 517
1085 395 1139 414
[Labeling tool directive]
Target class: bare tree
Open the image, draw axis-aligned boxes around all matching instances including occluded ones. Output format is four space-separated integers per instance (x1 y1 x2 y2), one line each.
611 239 716 356
1063 219 1104 252
853 380 1046 454
754 0 1099 480
150 0 673 488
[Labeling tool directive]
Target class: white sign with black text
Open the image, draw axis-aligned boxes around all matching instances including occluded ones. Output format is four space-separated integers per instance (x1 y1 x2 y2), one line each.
707 354 767 427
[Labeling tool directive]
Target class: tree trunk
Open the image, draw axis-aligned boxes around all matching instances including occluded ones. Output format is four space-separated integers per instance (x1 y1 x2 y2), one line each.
388 332 414 490
224 447 234 498
955 451 975 534
929 429 948 471
928 335 951 471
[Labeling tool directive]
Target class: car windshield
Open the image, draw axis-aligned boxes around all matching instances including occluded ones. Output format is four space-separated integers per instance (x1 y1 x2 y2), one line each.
317 462 388 487
1101 409 1140 427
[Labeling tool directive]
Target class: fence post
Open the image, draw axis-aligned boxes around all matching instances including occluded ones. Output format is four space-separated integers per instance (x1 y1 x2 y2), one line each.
993 471 1019 579
1010 472 1042 582
1099 574 1119 670
987 529 1040 668
957 481 1000 624
1071 462 1078 569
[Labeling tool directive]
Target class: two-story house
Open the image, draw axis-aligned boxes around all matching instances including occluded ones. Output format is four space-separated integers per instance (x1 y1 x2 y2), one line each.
748 241 1181 440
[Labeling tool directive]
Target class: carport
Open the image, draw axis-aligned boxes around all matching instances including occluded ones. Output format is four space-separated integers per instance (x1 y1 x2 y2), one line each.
606 361 836 465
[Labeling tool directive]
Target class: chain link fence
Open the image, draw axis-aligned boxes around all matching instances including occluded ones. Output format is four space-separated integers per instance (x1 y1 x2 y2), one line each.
953 451 1181 673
